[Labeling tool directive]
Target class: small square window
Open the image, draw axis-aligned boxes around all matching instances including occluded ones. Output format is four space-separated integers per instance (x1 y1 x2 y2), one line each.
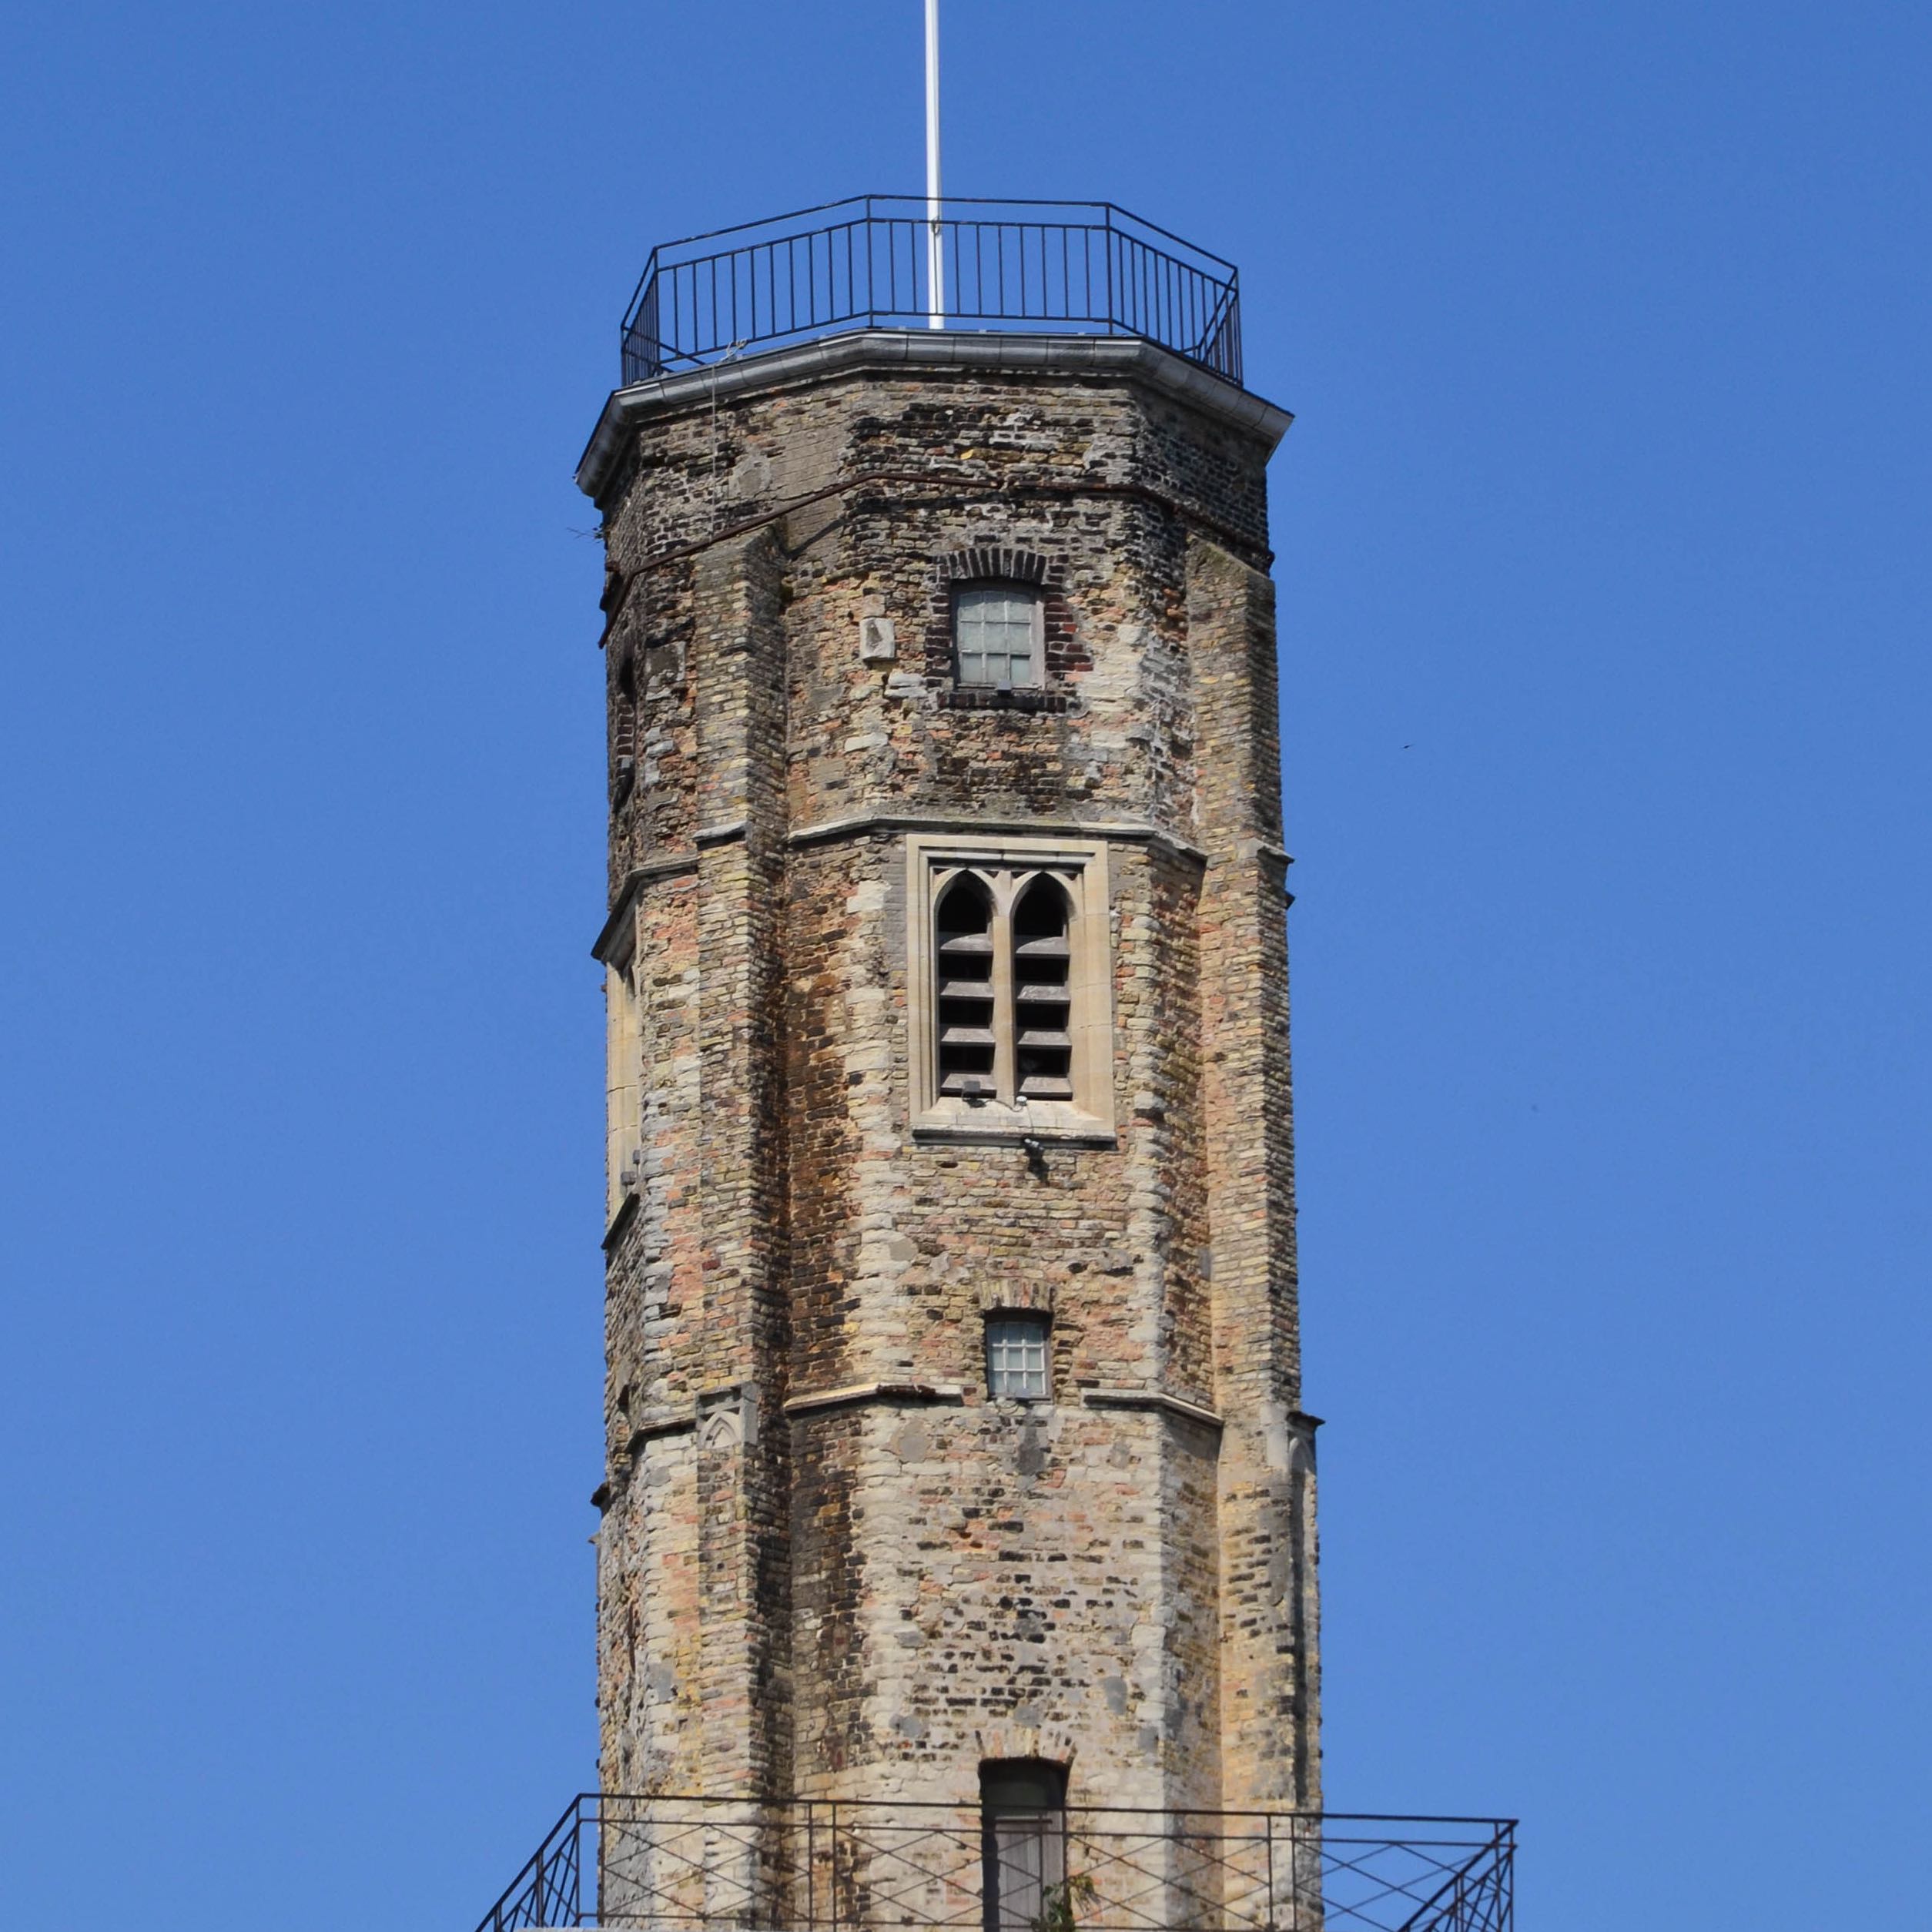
954 585 1041 689
986 1315 1051 1401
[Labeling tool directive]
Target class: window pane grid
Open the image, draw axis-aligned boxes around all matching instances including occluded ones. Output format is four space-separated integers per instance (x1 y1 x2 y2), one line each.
955 587 1040 688
986 1318 1050 1400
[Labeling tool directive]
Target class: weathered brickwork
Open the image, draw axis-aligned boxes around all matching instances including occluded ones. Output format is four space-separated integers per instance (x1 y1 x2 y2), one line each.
586 334 1318 1821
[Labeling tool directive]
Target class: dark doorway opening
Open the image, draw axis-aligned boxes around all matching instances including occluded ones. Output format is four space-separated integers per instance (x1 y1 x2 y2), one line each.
980 1760 1067 1932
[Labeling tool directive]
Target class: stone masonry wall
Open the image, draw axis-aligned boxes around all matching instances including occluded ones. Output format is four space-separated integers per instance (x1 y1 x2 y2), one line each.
591 341 1318 1820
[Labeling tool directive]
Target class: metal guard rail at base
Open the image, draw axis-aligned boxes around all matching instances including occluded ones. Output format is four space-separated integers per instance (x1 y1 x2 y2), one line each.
477 1795 1515 1932
620 197 1244 387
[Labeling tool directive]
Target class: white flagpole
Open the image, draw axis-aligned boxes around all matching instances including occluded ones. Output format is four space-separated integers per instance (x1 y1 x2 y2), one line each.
925 0 944 327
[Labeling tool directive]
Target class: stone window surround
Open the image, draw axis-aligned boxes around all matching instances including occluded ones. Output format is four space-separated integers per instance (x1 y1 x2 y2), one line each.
906 831 1116 1144
924 544 1083 712
952 581 1044 689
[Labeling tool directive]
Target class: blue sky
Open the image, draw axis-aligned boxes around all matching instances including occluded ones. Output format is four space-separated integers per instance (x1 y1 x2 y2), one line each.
2 3 1927 1927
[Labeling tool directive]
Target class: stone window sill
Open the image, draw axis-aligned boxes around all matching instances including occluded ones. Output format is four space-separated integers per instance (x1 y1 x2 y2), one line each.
601 1189 641 1252
939 686 1073 714
912 1099 1116 1148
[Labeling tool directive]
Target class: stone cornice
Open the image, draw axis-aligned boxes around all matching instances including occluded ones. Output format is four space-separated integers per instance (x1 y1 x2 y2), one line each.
790 809 1208 869
783 1380 966 1418
577 329 1293 500
591 849 704 962
594 814 1263 955
1081 1385 1224 1431
600 1189 641 1253
626 1405 697 1444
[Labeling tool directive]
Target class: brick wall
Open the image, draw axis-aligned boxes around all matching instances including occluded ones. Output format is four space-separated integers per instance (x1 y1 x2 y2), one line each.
591 338 1318 1817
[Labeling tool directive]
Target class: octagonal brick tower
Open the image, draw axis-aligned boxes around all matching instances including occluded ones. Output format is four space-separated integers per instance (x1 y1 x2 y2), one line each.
581 290 1318 1829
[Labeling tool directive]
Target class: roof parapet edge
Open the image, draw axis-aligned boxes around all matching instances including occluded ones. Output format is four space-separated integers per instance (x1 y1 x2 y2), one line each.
575 330 1293 500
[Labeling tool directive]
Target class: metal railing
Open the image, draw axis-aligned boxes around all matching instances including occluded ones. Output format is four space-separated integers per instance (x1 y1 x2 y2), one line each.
619 197 1243 387
475 1795 1514 1932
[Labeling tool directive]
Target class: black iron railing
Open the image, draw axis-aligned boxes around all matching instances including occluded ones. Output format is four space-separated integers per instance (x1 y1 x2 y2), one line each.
476 1795 1515 1932
619 197 1243 387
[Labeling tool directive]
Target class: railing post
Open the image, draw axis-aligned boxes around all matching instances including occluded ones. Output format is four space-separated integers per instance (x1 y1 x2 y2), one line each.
1264 1812 1277 1932
1300 1811 1311 1932
580 1798 592 1930
1103 205 1116 337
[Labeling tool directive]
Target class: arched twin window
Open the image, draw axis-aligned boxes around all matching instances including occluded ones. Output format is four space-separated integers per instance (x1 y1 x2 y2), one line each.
912 835 1113 1135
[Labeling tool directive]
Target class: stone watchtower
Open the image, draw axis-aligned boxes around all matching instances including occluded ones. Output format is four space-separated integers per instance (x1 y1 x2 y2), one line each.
470 199 1516 1932
577 198 1323 1927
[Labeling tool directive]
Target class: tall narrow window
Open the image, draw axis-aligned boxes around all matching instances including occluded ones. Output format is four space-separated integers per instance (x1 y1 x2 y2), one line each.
605 959 641 1225
954 585 1041 688
611 655 638 805
1012 877 1073 1100
981 1761 1066 1932
936 874 997 1097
